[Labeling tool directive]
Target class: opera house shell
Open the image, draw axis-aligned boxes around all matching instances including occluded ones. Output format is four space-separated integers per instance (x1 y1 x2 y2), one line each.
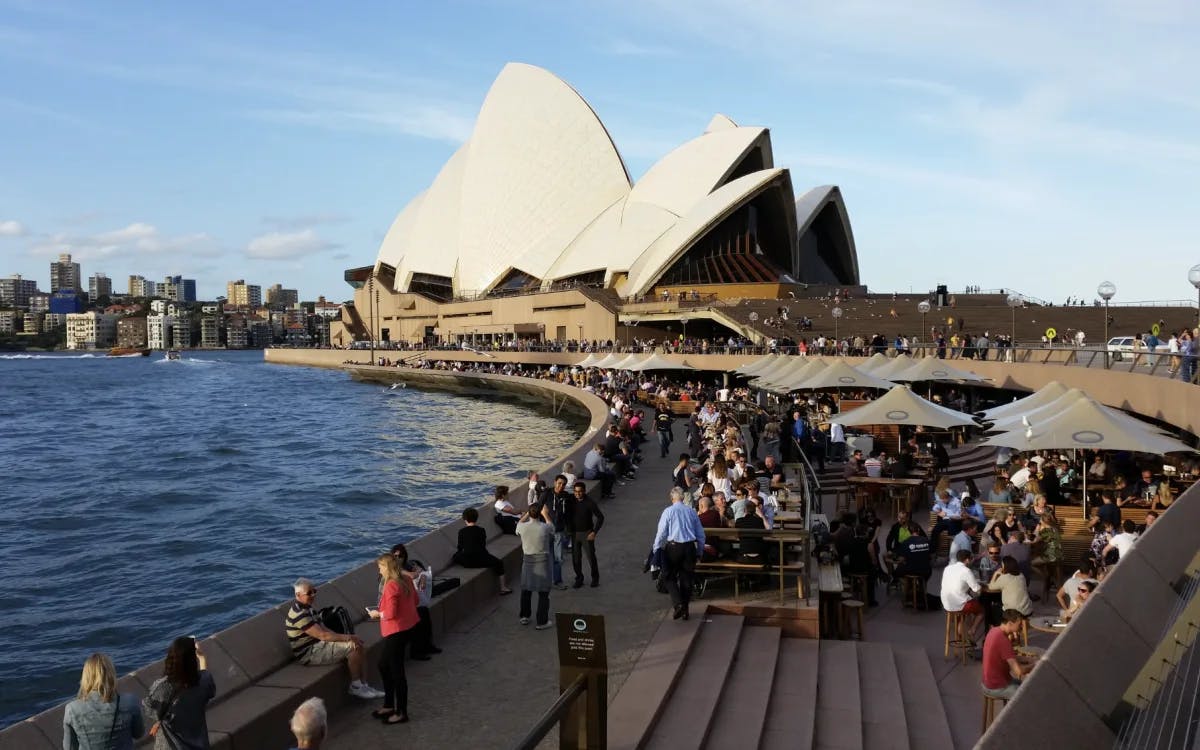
374 63 859 302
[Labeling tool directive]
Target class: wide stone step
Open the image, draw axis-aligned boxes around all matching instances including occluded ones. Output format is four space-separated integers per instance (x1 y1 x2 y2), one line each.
644 614 745 750
759 638 820 750
607 614 704 750
816 640 863 750
891 645 955 750
857 642 911 750
705 626 781 750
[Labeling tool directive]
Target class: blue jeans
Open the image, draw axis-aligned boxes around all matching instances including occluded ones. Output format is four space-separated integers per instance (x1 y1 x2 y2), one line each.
552 531 568 584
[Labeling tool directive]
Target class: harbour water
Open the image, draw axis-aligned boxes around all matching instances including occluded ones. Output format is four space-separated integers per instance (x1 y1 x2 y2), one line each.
0 350 583 727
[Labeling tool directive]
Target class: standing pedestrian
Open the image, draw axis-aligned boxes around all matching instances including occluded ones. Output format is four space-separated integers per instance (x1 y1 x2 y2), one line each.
569 481 605 588
144 637 216 749
367 553 419 725
516 502 556 629
391 544 441 660
653 487 707 621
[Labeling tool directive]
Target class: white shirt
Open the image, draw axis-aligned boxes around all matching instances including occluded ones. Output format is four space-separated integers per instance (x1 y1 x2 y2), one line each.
717 387 731 402
1009 467 1031 489
1029 455 1047 468
830 423 845 444
1110 532 1138 560
940 561 981 613
864 458 883 478
494 499 520 519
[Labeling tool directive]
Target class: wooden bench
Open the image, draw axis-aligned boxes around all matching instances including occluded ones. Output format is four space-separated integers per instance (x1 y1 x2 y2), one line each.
693 528 809 601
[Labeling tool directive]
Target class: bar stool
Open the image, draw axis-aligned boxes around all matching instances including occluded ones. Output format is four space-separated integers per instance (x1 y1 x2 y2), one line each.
901 575 925 610
944 610 971 663
841 599 866 640
887 486 910 518
834 488 853 514
848 573 870 604
981 692 1008 732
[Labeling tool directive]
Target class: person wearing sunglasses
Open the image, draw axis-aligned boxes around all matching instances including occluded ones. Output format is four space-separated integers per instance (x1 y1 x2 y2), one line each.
286 578 382 700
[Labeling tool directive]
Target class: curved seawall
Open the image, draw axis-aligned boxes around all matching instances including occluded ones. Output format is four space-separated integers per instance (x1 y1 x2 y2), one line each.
1 363 610 749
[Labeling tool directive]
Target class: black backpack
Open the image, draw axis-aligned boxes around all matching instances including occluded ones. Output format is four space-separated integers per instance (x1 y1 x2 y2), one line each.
318 605 355 635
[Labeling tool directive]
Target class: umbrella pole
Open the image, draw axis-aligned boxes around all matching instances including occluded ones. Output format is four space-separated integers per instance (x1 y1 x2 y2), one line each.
1082 464 1088 516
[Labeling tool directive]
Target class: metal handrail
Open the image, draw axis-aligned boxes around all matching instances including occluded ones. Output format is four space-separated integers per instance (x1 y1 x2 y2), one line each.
511 674 588 750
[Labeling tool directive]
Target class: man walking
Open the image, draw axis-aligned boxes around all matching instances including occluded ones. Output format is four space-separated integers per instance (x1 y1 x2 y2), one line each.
653 487 707 621
569 481 604 588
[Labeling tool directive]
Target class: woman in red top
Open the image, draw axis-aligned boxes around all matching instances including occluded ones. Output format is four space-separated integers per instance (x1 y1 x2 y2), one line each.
368 553 420 724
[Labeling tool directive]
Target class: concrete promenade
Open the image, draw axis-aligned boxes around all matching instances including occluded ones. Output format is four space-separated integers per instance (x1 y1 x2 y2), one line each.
323 435 681 749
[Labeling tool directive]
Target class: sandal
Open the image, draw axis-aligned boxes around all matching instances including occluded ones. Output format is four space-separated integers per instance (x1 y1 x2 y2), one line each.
372 709 395 720
384 713 409 725
499 589 514 595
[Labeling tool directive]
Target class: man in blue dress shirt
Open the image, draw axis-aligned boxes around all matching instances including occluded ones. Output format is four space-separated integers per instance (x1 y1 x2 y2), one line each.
653 487 707 621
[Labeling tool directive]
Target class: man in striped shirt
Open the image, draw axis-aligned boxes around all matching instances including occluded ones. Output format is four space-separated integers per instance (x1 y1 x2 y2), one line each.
286 578 383 700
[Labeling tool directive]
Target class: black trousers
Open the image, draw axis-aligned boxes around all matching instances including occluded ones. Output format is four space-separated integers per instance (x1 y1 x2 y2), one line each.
410 605 435 656
520 590 551 625
663 541 697 607
930 518 962 555
379 629 410 713
573 532 599 584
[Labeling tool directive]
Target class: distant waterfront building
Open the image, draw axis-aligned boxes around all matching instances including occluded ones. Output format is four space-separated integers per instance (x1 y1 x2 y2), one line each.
146 313 174 349
248 321 273 348
0 310 18 334
23 312 44 333
65 312 118 350
0 274 39 308
50 254 81 293
49 290 87 315
165 275 197 302
29 294 49 314
311 296 341 320
226 280 262 308
129 275 158 298
42 313 65 332
116 317 148 350
174 314 193 348
200 304 223 348
88 273 112 302
266 284 298 309
226 315 248 349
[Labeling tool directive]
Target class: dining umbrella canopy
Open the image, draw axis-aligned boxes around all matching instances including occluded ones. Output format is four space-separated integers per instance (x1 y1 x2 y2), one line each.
758 358 827 393
786 360 896 392
733 354 777 376
749 355 801 385
888 357 989 383
832 385 980 430
629 353 695 371
872 355 921 380
980 381 1070 421
856 353 891 374
609 353 644 370
590 352 624 369
575 353 603 368
985 388 1091 432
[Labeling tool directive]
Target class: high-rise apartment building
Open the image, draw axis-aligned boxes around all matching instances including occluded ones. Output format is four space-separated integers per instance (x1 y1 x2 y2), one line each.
65 312 118 349
116 318 148 349
0 274 39 308
226 280 262 308
50 254 81 292
129 275 158 298
88 273 113 302
265 284 299 309
146 313 176 349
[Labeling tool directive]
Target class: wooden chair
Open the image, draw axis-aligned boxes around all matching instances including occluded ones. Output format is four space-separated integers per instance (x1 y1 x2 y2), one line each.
901 575 925 610
841 599 866 640
848 573 871 604
944 610 971 664
981 692 1008 732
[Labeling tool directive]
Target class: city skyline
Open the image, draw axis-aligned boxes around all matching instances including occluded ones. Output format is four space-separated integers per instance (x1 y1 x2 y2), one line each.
1 2 1199 303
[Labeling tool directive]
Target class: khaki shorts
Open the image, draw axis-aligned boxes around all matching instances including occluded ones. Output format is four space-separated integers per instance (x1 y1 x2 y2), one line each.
301 640 354 666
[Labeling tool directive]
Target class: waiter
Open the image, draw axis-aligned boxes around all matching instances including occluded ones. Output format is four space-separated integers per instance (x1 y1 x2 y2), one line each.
653 487 707 621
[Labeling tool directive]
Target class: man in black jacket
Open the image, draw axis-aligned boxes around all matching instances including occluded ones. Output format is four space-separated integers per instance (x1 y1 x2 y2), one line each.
569 481 605 588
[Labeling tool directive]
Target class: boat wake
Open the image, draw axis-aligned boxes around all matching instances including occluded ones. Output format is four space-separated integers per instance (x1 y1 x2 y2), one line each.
0 353 98 360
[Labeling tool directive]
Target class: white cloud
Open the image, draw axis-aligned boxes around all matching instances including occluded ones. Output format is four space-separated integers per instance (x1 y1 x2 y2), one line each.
0 219 27 236
26 223 220 262
262 212 349 230
601 39 677 58
246 229 338 260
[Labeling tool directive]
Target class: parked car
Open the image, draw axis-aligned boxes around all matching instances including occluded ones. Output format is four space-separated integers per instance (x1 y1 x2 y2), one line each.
1106 336 1161 363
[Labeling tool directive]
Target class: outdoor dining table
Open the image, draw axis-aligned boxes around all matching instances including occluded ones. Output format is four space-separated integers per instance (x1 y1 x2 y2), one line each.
846 475 928 515
1030 616 1068 636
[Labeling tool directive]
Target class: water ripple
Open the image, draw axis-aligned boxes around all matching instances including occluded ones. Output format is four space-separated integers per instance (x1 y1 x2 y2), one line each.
0 350 583 726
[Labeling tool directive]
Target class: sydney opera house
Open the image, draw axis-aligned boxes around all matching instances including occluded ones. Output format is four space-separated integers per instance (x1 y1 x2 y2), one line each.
332 63 860 347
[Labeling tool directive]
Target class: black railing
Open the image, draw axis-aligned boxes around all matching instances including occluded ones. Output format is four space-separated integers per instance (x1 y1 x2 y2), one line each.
511 674 589 750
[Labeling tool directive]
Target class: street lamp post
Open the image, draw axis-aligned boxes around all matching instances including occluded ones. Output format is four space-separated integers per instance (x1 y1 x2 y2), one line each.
680 316 689 349
1006 293 1023 359
917 300 931 356
831 306 843 354
1189 264 1200 333
1098 281 1116 368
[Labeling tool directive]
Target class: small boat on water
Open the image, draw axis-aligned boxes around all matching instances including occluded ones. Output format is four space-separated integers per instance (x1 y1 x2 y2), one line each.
108 347 151 357
165 350 182 361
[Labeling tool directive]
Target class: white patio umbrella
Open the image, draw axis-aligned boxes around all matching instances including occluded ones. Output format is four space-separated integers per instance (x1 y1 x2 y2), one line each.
980 395 1196 512
856 353 891 374
889 357 989 383
629 353 695 371
609 353 644 370
575 352 603 368
833 385 980 430
980 381 1070 421
590 352 624 369
785 359 896 392
872 355 921 380
757 358 827 393
733 354 777 376
984 388 1091 433
748 355 801 385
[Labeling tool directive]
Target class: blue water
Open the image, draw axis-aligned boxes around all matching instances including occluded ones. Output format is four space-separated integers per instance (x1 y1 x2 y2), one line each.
0 350 582 727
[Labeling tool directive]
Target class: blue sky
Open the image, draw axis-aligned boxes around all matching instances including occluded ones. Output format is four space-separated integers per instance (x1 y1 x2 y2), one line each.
2 0 1198 304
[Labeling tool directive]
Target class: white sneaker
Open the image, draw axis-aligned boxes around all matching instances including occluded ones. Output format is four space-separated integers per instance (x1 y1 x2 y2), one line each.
520 617 530 625
362 685 385 699
535 622 553 630
348 683 374 699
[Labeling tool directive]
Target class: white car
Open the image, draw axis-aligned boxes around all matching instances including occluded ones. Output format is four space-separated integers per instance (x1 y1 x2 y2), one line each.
1106 336 1161 362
